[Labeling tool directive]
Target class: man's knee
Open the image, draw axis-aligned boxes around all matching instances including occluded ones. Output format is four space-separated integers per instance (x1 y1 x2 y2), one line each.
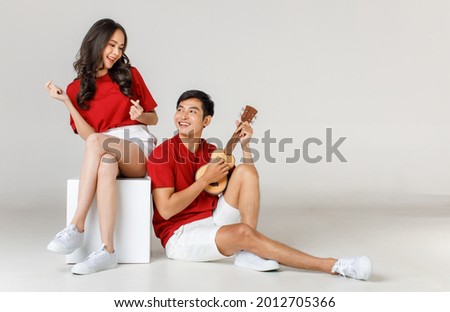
233 223 257 240
233 164 259 180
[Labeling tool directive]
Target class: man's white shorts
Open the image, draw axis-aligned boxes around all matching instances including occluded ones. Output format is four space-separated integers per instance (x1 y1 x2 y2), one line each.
165 196 240 261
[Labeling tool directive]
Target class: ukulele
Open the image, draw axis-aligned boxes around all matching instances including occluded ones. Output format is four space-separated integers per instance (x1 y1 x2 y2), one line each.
195 105 258 195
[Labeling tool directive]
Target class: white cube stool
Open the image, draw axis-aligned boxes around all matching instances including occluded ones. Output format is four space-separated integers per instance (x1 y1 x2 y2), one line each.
66 178 152 264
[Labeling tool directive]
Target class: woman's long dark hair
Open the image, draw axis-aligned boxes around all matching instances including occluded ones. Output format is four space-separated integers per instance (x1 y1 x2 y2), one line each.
73 18 132 109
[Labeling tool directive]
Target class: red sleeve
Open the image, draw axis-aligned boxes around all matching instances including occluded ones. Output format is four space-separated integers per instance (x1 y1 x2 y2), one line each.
147 143 174 190
66 81 80 134
130 67 158 112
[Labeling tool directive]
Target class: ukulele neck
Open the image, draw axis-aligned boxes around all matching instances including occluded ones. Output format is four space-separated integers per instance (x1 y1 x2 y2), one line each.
223 132 241 156
222 106 257 156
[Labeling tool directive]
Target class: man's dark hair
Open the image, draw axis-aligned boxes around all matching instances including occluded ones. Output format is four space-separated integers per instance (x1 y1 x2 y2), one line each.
176 90 215 118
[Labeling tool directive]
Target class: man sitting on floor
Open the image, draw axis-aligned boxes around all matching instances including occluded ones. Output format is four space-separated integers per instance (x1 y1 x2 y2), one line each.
147 90 372 280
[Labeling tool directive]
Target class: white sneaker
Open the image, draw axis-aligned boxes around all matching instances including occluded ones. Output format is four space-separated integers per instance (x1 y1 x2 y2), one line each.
71 244 118 275
47 224 84 254
234 251 280 272
332 256 372 280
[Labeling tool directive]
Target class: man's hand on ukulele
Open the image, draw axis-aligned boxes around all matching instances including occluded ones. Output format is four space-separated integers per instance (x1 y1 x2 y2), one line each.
203 158 229 185
235 120 253 144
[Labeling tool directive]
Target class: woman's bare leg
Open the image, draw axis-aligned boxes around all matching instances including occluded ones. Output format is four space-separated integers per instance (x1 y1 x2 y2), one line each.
70 133 147 234
96 154 119 253
92 134 147 252
71 134 109 231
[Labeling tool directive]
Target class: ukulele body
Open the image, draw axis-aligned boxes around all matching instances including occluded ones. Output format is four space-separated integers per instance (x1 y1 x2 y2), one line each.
194 105 257 196
195 150 236 195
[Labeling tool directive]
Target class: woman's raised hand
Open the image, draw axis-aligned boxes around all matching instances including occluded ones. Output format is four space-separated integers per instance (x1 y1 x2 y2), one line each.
129 99 144 121
45 80 69 102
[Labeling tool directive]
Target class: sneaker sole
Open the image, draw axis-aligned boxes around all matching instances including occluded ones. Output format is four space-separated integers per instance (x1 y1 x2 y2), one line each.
47 241 74 255
234 260 280 272
71 263 118 275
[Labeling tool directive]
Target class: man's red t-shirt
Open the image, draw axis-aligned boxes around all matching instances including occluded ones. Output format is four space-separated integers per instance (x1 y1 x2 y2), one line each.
66 66 157 133
147 135 219 247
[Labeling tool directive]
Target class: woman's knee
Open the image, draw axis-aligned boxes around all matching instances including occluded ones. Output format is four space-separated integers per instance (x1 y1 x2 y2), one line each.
85 133 119 155
85 133 104 153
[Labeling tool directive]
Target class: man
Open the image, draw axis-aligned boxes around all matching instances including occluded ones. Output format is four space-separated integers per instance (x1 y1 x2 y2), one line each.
147 90 372 280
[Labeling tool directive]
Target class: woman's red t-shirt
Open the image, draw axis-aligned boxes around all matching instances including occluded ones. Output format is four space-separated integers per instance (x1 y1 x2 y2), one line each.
66 66 157 133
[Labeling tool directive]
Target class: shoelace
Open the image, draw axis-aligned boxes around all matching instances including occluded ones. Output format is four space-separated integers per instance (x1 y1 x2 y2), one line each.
86 246 107 261
333 259 355 278
56 226 76 240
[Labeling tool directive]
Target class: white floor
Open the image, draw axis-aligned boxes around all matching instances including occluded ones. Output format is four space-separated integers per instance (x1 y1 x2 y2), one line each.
1 192 450 292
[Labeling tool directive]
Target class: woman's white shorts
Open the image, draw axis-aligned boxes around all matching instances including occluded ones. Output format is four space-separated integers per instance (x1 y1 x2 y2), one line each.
103 124 156 159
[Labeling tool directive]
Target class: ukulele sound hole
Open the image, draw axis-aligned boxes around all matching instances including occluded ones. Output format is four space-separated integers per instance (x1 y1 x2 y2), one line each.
210 182 219 187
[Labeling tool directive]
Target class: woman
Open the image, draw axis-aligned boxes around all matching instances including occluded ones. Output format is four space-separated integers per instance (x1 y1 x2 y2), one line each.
45 18 158 275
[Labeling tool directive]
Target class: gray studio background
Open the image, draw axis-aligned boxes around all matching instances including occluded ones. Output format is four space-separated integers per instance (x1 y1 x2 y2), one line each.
1 0 450 211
